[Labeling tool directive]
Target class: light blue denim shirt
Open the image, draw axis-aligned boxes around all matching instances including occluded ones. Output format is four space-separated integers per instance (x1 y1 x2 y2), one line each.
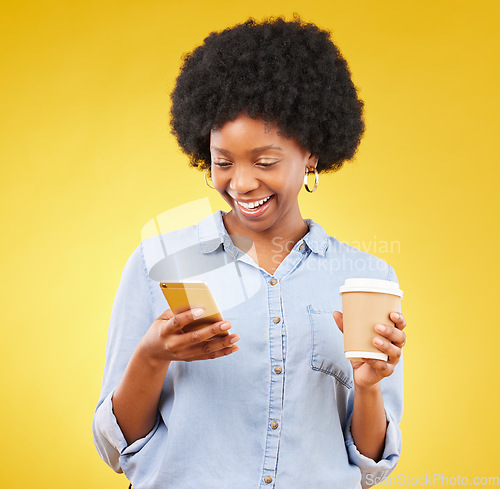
93 210 403 489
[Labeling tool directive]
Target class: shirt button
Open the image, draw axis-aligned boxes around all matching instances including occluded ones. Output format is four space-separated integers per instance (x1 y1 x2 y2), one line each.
264 476 273 484
273 317 281 324
274 366 282 374
270 278 277 286
270 421 279 430
299 243 306 251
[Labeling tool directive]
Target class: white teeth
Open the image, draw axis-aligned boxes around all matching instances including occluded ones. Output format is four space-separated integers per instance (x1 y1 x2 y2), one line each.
238 195 271 210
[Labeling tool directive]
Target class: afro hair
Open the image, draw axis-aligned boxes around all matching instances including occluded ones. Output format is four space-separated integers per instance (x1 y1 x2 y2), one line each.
170 16 365 173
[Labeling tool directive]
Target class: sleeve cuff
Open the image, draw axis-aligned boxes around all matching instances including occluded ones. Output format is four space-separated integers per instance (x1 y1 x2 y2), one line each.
345 410 402 488
93 391 161 472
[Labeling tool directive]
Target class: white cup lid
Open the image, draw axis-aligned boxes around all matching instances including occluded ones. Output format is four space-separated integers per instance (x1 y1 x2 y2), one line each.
339 278 403 298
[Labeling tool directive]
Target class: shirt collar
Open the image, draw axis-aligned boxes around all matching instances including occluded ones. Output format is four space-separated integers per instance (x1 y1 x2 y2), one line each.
197 211 329 257
302 218 329 256
197 211 240 259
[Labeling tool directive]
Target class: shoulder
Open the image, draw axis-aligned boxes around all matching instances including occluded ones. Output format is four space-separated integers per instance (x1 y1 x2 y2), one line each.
141 223 198 261
329 237 398 281
138 222 199 279
138 211 223 281
307 219 397 282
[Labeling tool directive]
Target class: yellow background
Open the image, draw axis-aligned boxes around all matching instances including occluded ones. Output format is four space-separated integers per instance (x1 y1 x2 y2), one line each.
1 0 499 487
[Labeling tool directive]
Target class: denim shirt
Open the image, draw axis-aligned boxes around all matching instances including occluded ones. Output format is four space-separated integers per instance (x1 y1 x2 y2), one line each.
93 211 403 489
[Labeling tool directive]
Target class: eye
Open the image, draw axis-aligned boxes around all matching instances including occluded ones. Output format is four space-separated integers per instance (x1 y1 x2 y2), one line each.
257 161 279 168
213 161 232 168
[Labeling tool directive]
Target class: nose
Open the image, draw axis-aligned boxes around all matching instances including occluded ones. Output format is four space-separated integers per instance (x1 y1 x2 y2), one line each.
229 165 259 193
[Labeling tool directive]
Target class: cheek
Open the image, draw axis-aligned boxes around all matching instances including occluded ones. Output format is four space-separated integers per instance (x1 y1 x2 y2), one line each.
210 168 226 189
278 166 305 193
211 172 234 203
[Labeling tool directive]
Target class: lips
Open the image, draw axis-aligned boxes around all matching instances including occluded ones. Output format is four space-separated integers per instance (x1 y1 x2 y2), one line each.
234 194 275 217
236 195 272 209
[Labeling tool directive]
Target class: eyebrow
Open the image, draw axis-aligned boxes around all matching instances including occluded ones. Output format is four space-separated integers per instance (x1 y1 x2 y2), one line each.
210 145 284 156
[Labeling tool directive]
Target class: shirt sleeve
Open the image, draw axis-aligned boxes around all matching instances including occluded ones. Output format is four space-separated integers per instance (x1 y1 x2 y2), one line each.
92 243 158 472
343 264 404 488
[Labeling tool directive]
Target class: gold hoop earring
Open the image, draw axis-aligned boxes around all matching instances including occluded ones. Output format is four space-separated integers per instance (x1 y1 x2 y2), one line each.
204 169 215 189
304 168 319 193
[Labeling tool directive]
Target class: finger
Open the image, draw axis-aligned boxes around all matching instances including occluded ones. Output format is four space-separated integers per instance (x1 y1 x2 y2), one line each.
165 320 232 353
157 308 174 321
373 336 403 364
333 311 343 333
186 321 232 345
164 307 206 334
363 357 396 377
184 344 240 362
375 323 406 348
182 332 239 358
390 312 407 331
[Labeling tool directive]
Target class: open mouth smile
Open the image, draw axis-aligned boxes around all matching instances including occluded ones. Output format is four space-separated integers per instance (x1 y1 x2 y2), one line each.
234 195 275 217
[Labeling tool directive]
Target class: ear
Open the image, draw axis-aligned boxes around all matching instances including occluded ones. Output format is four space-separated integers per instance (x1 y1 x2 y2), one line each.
306 153 319 171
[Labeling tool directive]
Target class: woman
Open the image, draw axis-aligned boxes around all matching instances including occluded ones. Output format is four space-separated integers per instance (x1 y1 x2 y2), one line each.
93 16 407 489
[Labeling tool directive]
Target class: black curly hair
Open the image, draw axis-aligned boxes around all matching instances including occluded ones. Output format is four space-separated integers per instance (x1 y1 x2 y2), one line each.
170 15 364 173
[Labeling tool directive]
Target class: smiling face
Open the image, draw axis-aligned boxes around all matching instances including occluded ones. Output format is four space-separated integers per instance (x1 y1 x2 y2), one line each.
210 114 318 240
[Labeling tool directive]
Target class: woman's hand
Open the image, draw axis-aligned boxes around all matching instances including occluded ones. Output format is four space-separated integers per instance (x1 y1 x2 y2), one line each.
333 311 406 390
139 307 240 367
113 307 239 445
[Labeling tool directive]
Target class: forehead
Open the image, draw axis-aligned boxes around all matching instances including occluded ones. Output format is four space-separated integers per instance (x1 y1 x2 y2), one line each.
210 114 301 153
211 115 277 139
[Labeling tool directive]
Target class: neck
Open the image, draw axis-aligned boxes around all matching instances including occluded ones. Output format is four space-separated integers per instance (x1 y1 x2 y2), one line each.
222 209 309 250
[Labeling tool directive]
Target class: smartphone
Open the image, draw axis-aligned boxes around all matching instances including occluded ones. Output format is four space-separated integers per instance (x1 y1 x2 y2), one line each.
159 281 227 337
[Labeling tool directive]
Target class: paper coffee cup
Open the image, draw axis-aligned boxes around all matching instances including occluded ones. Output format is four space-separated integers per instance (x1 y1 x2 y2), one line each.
339 278 403 361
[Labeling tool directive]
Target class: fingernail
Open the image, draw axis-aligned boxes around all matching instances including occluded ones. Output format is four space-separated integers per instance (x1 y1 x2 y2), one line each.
230 335 240 344
192 307 205 318
375 324 386 333
220 322 231 331
374 338 384 346
392 312 400 320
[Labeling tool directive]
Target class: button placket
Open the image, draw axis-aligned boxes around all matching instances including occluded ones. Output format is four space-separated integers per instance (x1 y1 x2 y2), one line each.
259 271 284 487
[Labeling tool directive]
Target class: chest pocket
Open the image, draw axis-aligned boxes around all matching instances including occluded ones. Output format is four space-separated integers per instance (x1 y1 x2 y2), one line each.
308 305 353 389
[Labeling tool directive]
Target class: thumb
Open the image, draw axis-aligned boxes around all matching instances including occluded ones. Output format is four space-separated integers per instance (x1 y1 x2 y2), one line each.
158 308 174 321
333 311 343 333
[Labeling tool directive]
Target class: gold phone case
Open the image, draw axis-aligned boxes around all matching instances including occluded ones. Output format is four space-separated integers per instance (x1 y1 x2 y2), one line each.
159 281 226 337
